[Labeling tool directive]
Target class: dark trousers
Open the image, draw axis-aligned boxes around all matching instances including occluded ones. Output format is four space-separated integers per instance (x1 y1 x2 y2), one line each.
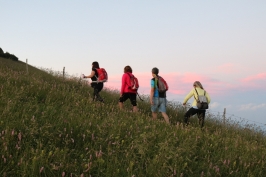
91 83 104 102
119 93 137 106
184 107 206 127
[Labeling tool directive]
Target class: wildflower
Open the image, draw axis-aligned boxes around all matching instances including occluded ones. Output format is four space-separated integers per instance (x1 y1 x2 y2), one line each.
62 171 65 177
18 132 22 141
223 160 226 165
84 162 92 172
40 167 44 173
98 150 102 158
215 166 220 173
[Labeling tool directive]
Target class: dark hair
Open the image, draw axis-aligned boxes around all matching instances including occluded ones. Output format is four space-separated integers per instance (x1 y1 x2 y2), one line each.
92 61 100 69
124 65 132 73
152 67 159 75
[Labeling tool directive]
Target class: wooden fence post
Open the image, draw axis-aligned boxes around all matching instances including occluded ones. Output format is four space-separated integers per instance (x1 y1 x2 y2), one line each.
223 108 226 124
63 67 65 78
26 59 28 75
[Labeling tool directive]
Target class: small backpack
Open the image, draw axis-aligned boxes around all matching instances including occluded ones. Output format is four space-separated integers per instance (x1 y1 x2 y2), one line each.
127 73 139 90
157 76 168 92
96 68 108 82
194 88 209 109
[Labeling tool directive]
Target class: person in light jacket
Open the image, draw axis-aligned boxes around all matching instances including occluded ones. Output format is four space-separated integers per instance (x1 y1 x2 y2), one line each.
119 65 138 112
183 81 211 127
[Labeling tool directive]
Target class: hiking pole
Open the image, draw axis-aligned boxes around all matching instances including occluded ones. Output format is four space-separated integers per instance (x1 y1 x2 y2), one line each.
137 92 144 101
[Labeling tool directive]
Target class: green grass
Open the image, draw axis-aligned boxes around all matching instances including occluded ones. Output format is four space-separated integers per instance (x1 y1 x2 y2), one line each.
1 57 266 177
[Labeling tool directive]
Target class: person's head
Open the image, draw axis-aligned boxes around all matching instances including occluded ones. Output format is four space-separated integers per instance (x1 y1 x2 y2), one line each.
92 61 100 69
151 67 159 77
193 81 204 89
124 65 132 73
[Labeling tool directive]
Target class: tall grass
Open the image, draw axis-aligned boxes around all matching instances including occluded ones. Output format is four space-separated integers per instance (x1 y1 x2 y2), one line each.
1 57 266 176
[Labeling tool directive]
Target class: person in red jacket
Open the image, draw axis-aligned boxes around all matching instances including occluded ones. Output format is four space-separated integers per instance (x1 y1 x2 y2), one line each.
119 65 138 112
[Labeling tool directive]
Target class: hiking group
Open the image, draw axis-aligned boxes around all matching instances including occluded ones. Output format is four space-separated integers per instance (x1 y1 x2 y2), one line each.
83 61 211 127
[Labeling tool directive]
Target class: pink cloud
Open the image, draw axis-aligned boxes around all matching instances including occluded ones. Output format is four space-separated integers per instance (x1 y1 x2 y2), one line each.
104 72 266 98
104 72 230 96
242 73 266 82
239 73 266 90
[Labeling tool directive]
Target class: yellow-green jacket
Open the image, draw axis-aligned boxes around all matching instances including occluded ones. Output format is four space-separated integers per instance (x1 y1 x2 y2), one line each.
183 87 211 107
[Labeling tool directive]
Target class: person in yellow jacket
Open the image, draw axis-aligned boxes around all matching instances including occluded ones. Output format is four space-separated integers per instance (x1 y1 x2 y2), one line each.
183 81 211 127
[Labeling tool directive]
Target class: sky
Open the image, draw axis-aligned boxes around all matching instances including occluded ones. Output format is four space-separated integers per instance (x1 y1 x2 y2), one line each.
1 0 266 128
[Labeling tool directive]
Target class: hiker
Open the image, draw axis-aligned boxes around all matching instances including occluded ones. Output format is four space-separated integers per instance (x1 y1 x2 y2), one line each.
119 65 138 112
83 61 104 103
150 67 170 124
183 81 211 127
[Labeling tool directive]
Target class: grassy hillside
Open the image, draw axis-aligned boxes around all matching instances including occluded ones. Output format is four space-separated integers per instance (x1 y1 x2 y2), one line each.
0 57 265 176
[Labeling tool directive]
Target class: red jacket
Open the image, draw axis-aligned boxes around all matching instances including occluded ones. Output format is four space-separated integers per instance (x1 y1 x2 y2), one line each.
120 72 137 94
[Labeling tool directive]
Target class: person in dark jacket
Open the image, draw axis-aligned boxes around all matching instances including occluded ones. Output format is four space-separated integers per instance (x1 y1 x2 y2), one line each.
83 61 104 102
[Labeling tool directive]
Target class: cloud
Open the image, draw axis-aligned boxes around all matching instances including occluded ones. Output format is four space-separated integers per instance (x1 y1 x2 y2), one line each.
209 102 220 109
104 72 220 95
241 73 266 82
238 103 266 111
104 71 266 98
239 73 266 90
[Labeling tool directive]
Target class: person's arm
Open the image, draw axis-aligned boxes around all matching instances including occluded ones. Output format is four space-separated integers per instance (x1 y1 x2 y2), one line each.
120 74 126 97
84 70 95 78
183 89 194 105
150 79 155 105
